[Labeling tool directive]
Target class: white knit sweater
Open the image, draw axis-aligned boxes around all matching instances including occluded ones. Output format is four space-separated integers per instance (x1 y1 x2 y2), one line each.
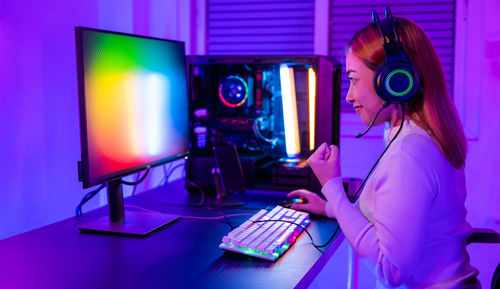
323 120 479 288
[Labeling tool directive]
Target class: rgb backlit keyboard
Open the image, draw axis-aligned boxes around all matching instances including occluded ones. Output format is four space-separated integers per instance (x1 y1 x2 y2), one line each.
219 205 310 261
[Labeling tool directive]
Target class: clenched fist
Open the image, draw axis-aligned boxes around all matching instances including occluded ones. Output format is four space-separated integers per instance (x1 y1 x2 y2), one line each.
308 142 341 186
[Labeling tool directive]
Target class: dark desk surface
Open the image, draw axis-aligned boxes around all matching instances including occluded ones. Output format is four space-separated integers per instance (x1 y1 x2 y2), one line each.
0 180 344 289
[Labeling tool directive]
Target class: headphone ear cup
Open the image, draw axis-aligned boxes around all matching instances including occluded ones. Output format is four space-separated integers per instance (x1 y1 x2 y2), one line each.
374 60 419 104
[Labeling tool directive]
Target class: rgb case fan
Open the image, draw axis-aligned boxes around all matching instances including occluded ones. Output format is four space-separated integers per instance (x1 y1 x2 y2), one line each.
219 75 249 107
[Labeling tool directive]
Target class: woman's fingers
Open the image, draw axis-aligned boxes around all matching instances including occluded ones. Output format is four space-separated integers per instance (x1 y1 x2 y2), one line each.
287 189 311 198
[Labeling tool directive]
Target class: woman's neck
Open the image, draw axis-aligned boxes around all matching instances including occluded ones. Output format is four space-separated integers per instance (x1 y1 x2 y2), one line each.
389 104 405 127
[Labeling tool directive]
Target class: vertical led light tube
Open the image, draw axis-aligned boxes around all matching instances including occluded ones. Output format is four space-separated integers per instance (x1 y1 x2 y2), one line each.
279 64 300 158
308 67 316 151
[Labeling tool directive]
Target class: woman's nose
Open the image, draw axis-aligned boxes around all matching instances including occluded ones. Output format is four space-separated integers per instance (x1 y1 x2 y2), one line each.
346 86 354 104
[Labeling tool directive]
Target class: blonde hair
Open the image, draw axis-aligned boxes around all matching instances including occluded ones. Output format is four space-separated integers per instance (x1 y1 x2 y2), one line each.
348 18 467 169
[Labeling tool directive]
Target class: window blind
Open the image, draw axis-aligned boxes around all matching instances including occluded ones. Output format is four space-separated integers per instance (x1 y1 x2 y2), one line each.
207 0 315 55
329 0 456 110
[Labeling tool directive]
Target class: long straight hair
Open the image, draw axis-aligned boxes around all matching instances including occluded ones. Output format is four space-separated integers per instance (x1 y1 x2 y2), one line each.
348 18 467 169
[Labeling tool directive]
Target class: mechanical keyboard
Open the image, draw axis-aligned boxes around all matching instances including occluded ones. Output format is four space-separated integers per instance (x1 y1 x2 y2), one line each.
219 205 310 261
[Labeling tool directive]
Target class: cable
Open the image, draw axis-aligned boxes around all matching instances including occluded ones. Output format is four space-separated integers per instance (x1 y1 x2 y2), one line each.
131 177 239 229
253 117 279 146
123 203 246 229
130 169 144 196
124 203 251 220
124 204 161 214
163 163 186 186
163 162 173 176
120 167 150 186
76 167 150 215
75 184 106 216
185 179 206 207
206 205 235 229
321 104 407 248
133 192 262 227
252 219 324 254
350 104 406 204
160 162 174 186
132 194 212 210
183 177 242 229
182 213 253 220
355 102 390 138
315 225 340 249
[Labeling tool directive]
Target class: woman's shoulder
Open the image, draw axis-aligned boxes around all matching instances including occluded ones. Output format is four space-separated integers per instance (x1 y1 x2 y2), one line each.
389 122 448 169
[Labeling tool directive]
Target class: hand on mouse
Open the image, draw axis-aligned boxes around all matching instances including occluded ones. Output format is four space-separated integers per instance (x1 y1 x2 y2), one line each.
308 143 341 186
287 189 327 216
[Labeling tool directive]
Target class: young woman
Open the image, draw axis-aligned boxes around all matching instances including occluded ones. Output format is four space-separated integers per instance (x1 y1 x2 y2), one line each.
288 15 481 288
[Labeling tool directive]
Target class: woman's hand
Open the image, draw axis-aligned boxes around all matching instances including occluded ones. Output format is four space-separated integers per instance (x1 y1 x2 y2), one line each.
308 143 341 186
287 189 327 216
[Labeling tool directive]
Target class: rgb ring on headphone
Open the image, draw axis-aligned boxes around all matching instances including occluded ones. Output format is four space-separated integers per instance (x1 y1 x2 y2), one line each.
374 60 419 103
218 75 249 108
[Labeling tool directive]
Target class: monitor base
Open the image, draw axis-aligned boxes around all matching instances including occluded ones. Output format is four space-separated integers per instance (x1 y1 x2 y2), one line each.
78 211 180 236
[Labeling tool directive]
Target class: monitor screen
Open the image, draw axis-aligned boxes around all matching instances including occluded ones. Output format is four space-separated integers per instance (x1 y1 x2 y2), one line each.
76 27 189 188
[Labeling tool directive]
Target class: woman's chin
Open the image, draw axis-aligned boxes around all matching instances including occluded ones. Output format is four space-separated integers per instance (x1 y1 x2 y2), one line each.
358 114 372 126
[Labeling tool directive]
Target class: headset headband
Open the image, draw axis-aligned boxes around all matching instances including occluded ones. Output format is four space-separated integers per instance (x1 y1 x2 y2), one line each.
372 8 406 62
371 7 419 104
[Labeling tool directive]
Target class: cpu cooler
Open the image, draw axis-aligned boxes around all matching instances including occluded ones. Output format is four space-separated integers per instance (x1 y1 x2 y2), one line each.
218 75 249 108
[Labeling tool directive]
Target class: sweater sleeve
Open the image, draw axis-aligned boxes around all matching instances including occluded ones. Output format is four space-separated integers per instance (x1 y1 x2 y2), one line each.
322 152 436 287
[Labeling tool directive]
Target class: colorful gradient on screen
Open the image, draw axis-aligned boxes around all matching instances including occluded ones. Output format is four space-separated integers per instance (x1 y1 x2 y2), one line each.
78 29 188 186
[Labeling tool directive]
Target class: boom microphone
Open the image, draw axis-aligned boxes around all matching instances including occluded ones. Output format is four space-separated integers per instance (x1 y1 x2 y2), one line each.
355 102 390 138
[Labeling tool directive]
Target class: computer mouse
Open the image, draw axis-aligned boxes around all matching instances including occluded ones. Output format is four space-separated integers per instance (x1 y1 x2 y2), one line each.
282 197 307 208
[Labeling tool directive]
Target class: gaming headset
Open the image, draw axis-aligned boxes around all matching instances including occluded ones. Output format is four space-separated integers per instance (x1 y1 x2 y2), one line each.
355 7 418 138
372 7 419 104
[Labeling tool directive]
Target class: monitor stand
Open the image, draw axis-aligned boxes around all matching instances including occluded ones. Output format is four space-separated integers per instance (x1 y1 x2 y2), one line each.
78 179 180 236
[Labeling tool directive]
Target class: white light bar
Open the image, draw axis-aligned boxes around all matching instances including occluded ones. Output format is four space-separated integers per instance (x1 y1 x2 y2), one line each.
279 64 300 158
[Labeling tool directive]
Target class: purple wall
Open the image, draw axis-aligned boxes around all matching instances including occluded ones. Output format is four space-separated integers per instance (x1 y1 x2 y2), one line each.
0 0 192 239
0 0 100 239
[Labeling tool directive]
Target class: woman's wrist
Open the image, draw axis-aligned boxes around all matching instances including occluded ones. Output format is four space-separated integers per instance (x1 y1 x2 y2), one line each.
323 177 343 188
324 202 335 218
321 177 347 218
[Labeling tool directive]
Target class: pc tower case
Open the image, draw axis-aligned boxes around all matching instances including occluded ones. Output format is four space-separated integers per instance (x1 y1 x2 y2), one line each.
185 55 341 194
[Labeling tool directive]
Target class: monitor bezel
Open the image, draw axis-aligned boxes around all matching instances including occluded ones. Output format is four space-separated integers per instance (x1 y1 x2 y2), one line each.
75 26 189 189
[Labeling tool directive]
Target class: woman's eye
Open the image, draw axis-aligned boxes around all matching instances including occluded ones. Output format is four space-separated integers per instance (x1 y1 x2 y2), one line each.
348 77 357 84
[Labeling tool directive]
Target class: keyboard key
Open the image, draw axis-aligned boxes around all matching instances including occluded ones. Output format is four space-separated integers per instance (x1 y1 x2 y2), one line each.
219 205 310 261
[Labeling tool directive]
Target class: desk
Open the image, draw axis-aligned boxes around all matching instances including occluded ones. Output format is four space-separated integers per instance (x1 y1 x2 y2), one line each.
0 180 344 289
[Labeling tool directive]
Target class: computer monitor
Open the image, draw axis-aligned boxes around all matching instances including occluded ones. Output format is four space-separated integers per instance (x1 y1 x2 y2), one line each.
75 27 188 235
